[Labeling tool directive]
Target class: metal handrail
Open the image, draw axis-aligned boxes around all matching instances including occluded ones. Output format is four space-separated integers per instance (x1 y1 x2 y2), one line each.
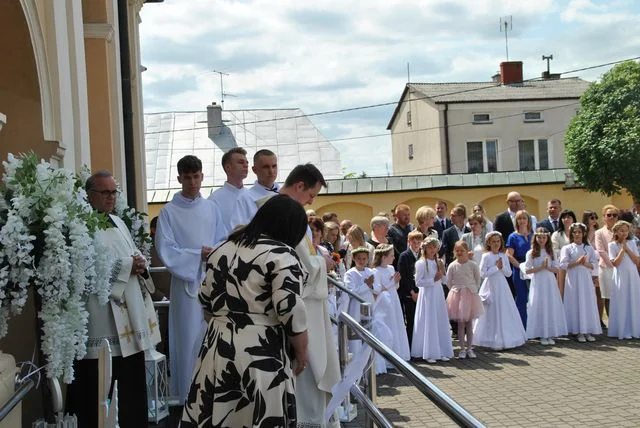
350 384 393 428
339 311 484 428
328 275 366 304
0 379 35 422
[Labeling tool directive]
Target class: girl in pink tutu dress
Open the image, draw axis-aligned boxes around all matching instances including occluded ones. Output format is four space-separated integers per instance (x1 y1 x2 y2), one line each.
446 241 484 359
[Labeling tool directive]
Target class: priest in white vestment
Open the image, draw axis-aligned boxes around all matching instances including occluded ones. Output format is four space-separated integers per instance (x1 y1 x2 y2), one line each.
231 149 280 230
208 147 248 239
256 164 341 427
155 155 224 403
66 171 160 428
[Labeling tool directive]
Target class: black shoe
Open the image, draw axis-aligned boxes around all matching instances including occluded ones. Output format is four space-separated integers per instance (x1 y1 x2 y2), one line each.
600 321 607 329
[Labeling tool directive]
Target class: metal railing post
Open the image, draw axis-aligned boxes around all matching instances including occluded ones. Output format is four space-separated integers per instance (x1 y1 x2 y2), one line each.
338 311 356 422
358 301 376 428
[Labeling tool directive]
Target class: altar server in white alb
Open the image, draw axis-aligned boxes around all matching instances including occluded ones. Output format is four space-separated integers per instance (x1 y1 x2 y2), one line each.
231 149 280 229
208 147 248 239
66 170 160 428
155 155 224 403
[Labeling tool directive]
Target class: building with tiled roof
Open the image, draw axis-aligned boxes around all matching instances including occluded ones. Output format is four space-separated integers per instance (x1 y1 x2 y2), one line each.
387 61 590 176
144 104 342 202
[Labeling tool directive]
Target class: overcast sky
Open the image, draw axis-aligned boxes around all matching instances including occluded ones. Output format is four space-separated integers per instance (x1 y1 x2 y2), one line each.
139 0 640 177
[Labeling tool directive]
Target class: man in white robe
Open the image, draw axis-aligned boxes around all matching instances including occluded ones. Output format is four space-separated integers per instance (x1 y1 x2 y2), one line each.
155 155 223 404
66 170 160 428
232 149 280 229
208 147 248 239
253 164 341 427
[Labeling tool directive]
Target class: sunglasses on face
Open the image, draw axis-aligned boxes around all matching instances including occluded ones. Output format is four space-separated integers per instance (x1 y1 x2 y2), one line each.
606 213 618 218
590 215 598 220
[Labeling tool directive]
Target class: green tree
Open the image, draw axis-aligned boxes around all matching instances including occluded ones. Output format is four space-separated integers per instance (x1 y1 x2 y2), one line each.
565 60 640 199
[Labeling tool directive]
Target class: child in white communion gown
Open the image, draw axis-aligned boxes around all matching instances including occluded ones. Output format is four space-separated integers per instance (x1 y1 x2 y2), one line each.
411 237 453 363
473 231 527 350
607 221 640 339
560 223 602 342
371 244 410 374
525 228 568 345
344 247 375 355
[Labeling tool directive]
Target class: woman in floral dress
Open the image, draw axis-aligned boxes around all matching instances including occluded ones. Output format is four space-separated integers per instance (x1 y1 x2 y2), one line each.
181 195 310 427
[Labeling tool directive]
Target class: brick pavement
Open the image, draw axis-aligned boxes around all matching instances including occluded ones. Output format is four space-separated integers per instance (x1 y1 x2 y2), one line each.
344 335 640 427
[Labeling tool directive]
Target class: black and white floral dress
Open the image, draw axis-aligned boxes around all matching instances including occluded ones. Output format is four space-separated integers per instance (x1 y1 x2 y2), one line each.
181 237 308 428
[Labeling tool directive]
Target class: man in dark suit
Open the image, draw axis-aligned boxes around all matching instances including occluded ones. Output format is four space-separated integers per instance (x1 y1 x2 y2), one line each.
396 230 424 347
493 191 523 241
536 199 562 234
440 205 470 268
493 191 523 296
433 200 453 240
388 204 414 269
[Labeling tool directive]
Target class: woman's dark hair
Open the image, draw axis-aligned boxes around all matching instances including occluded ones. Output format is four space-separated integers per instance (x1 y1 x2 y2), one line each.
309 217 325 234
557 209 577 232
229 195 307 248
581 210 599 230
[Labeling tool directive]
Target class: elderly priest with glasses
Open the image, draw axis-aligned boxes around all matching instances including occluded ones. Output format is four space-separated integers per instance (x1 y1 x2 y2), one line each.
66 170 160 428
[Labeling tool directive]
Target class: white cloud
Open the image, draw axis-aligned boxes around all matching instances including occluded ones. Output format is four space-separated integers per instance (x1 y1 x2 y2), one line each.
139 0 640 176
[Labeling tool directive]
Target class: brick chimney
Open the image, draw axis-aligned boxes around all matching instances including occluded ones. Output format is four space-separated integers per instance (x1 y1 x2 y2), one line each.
500 61 523 85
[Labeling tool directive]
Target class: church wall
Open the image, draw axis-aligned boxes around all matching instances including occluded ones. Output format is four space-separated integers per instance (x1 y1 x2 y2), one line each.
0 1 56 165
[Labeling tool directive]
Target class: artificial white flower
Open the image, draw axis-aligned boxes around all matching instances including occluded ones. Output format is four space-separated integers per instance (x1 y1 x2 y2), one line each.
0 152 115 382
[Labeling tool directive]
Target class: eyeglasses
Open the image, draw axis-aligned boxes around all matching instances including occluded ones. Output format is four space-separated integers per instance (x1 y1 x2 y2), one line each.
605 213 619 218
590 215 598 220
90 189 120 197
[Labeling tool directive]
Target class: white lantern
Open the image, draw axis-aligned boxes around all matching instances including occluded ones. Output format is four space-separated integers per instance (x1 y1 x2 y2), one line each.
145 349 169 423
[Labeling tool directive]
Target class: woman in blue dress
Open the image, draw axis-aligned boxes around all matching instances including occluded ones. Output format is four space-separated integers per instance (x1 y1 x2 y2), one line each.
506 210 534 328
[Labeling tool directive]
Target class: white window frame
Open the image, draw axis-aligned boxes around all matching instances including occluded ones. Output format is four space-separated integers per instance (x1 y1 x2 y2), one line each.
523 111 543 123
472 112 492 124
518 138 551 171
466 139 499 173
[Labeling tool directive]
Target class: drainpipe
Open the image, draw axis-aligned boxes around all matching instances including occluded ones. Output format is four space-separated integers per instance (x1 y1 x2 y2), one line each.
117 0 136 207
443 103 451 174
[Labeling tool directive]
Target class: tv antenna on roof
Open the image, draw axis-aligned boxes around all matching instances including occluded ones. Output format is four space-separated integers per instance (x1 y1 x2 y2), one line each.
500 16 513 61
212 69 235 109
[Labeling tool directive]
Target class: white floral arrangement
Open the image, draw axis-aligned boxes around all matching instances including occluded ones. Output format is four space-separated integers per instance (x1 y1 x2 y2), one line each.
0 152 112 383
114 193 152 260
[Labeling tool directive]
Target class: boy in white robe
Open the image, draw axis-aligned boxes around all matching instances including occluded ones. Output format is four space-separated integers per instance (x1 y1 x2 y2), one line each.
155 155 223 404
232 149 280 229
208 147 248 239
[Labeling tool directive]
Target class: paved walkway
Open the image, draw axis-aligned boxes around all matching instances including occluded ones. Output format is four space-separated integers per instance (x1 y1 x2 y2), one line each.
344 334 640 427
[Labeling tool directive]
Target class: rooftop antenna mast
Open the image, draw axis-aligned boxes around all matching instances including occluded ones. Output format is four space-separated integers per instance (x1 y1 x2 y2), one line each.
212 69 234 109
500 16 513 61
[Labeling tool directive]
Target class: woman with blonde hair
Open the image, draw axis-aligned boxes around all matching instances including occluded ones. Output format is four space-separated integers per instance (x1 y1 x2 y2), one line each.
322 221 341 253
595 204 619 326
344 225 375 268
415 206 439 240
505 210 533 328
